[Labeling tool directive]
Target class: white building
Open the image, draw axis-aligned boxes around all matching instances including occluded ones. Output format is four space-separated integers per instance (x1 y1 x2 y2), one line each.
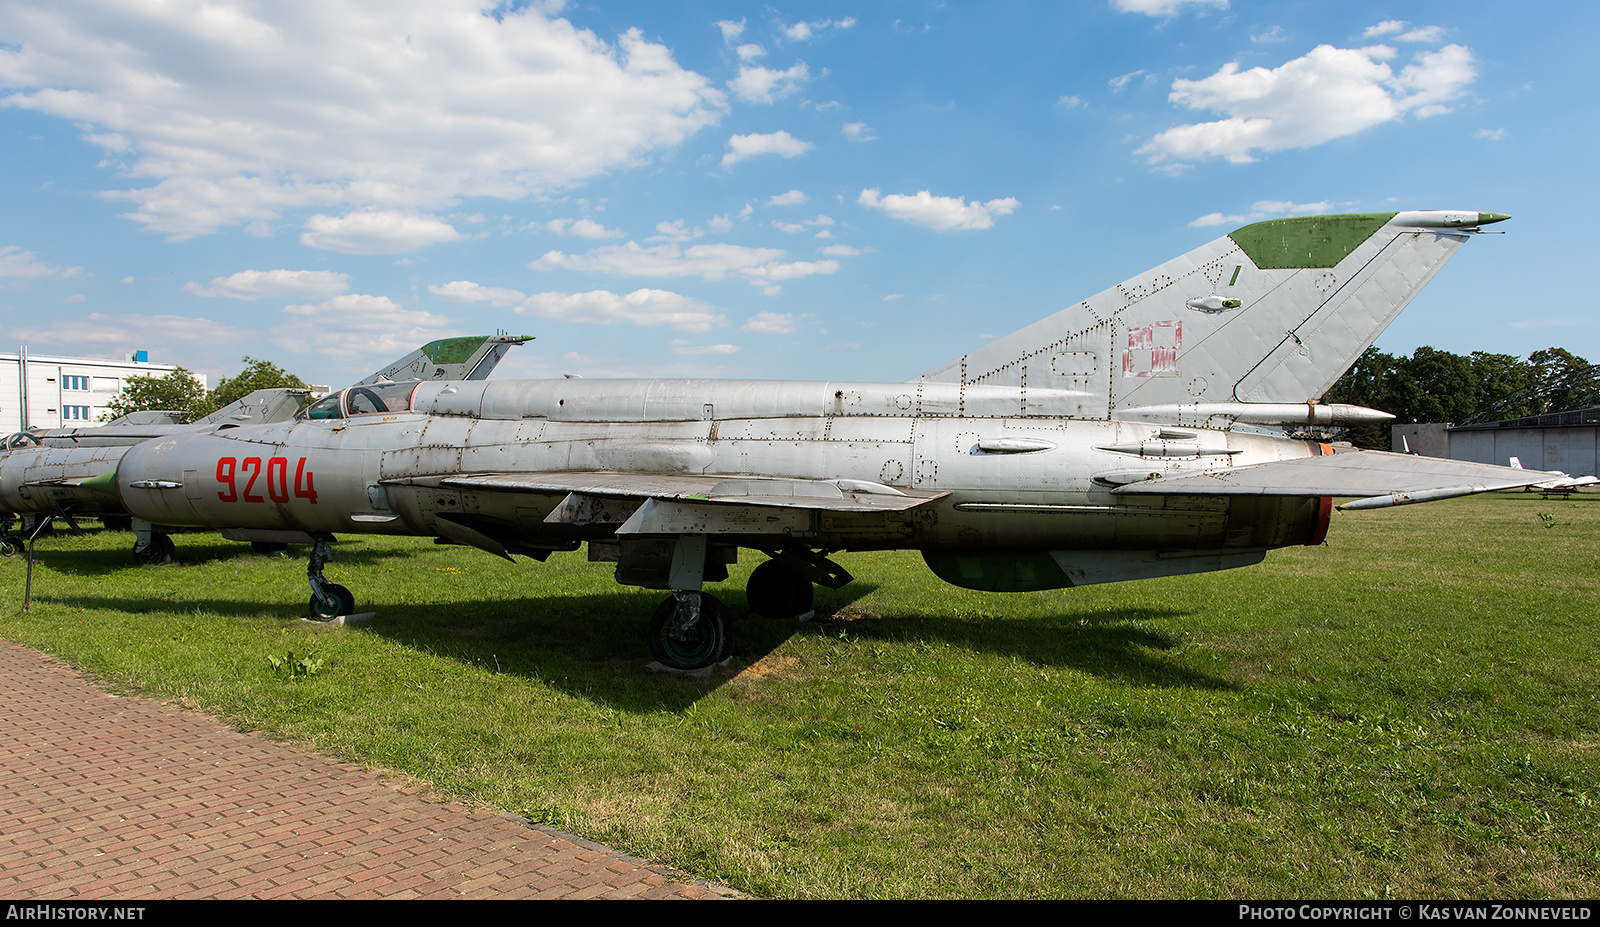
0 348 205 433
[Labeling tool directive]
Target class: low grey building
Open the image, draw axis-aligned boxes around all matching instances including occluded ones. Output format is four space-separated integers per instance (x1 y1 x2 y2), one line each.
1393 408 1600 478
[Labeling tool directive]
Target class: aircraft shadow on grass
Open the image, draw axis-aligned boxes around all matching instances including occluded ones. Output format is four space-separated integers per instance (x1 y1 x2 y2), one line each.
36 579 1234 710
8 535 424 578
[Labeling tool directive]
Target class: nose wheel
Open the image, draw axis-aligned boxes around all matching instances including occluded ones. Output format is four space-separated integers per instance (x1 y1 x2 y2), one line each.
310 583 355 620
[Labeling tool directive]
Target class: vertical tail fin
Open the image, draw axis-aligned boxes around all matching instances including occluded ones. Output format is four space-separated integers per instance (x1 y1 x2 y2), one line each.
913 211 1506 422
354 334 534 386
196 388 308 425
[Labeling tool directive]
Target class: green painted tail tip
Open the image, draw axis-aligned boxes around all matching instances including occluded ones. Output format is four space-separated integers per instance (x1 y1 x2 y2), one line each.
1478 212 1511 225
419 336 491 365
81 469 119 499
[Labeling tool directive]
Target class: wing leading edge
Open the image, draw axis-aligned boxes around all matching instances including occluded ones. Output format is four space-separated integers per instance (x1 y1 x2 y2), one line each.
385 471 947 540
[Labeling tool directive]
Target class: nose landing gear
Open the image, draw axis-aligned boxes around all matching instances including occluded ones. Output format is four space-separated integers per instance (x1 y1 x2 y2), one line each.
306 534 355 620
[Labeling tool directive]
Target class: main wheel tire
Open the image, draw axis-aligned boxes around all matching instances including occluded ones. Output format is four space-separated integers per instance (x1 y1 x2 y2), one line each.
0 537 21 558
309 583 355 620
131 534 175 566
648 592 730 670
747 560 815 619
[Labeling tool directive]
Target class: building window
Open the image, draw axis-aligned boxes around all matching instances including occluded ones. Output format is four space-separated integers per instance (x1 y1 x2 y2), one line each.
63 375 91 390
62 405 92 421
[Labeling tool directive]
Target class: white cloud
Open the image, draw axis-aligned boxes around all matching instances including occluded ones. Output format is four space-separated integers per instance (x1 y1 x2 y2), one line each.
728 63 810 103
1109 70 1150 93
516 288 727 332
0 2 725 239
842 121 876 141
428 280 526 307
10 311 249 348
707 205 751 232
183 269 351 300
741 311 797 334
670 341 740 355
716 19 745 42
1138 43 1476 167
1188 200 1332 227
785 18 855 40
301 210 462 254
1390 45 1476 117
736 43 765 61
0 246 81 280
772 214 834 233
769 189 808 206
857 189 1020 231
1363 21 1445 43
546 218 625 239
722 131 813 167
649 219 703 242
1112 0 1228 16
274 294 460 361
819 244 861 256
1476 128 1506 141
531 241 838 292
1398 26 1447 44
1057 95 1084 108
1251 26 1288 44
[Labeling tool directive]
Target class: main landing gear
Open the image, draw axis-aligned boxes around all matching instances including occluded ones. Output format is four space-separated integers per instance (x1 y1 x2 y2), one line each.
648 591 732 668
306 533 355 619
644 544 853 673
130 518 176 565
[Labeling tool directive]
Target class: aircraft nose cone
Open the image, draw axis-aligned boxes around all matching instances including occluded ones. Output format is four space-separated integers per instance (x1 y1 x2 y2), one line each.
1478 212 1511 225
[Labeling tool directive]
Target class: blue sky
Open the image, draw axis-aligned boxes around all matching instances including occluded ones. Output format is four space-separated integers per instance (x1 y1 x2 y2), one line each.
1 0 1594 388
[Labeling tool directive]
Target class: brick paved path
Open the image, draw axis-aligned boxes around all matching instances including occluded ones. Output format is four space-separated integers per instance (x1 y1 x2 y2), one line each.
0 641 742 899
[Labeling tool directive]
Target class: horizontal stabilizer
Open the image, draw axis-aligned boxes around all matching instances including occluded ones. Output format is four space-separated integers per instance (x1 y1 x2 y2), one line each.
1112 450 1559 500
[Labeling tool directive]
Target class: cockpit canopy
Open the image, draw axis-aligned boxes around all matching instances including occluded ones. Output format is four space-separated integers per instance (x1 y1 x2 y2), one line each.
301 382 419 420
2 431 43 449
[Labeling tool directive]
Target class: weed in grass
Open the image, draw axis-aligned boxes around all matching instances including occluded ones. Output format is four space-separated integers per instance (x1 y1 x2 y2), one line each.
267 649 324 681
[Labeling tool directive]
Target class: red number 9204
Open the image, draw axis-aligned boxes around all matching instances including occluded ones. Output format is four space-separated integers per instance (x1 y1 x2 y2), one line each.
216 456 318 504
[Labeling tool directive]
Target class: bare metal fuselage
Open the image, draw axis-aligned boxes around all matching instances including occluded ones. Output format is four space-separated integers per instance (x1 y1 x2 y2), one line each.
113 378 1329 578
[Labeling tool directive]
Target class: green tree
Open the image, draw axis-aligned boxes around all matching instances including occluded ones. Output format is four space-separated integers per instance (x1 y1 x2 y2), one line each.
1392 346 1478 424
1468 351 1539 418
102 367 215 423
1527 348 1600 414
210 356 310 409
1323 347 1400 449
1324 346 1595 448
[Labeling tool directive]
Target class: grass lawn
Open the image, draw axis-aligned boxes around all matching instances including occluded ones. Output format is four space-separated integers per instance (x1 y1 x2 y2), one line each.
2 491 1597 899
